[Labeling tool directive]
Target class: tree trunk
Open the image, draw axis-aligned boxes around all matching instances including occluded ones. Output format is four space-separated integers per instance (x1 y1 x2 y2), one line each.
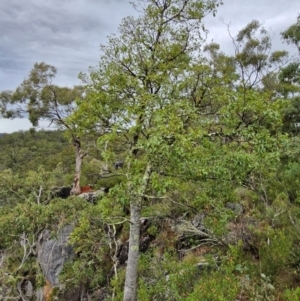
123 164 152 301
70 137 86 195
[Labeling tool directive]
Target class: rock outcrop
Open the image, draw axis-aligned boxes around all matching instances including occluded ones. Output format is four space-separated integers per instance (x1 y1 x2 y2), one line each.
37 225 74 287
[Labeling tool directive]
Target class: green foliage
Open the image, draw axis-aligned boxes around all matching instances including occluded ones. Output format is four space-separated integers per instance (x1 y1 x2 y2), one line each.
282 287 300 300
0 130 73 176
0 197 87 248
2 1 300 300
186 270 240 301
69 3 296 299
1 62 84 128
136 252 200 301
282 15 300 52
0 196 88 295
259 229 293 276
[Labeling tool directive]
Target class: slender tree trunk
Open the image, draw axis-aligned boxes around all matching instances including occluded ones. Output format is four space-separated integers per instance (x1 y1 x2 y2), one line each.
123 201 141 301
70 136 86 195
123 164 152 301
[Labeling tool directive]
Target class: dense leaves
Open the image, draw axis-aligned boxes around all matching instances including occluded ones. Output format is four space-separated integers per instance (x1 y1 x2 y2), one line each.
1 1 300 300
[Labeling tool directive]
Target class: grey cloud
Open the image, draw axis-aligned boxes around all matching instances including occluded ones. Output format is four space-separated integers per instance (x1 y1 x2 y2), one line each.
0 0 134 90
205 0 299 55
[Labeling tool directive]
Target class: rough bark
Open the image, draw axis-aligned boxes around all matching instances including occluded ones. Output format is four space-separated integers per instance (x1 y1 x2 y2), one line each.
123 164 152 301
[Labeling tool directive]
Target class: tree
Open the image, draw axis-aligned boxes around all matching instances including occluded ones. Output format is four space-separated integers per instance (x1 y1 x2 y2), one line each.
278 17 300 135
0 2 297 299
72 1 224 299
282 14 300 53
0 63 87 195
227 19 289 91
70 1 288 300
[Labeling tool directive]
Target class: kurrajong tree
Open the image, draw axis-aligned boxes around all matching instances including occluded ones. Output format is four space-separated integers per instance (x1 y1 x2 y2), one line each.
70 1 288 300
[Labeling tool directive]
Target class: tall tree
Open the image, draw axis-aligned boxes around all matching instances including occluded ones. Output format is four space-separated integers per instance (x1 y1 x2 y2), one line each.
70 1 288 301
0 63 86 195
72 1 223 299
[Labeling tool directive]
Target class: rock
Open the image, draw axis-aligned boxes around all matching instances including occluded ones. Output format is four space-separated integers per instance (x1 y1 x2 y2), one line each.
37 225 74 286
140 235 152 252
51 186 72 199
117 242 128 264
192 213 206 229
114 161 124 170
225 203 244 215
77 188 106 203
24 280 33 297
90 287 109 301
224 217 259 258
17 279 33 300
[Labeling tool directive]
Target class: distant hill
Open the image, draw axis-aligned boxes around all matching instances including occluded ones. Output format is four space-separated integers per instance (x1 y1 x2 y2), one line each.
0 130 73 174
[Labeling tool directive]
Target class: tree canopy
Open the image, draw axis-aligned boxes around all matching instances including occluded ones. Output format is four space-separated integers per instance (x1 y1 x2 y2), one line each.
1 1 300 300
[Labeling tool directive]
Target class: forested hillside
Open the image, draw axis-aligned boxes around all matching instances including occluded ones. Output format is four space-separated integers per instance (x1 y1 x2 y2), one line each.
0 130 72 174
1 1 300 300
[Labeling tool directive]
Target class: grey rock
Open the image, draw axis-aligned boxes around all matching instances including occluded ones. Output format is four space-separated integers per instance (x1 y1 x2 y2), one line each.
114 161 124 170
17 279 33 301
225 203 244 215
24 280 33 297
192 213 206 229
37 225 74 286
77 189 106 203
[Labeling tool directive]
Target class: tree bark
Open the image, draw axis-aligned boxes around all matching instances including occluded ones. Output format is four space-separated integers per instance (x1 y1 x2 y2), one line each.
70 136 87 195
123 164 152 301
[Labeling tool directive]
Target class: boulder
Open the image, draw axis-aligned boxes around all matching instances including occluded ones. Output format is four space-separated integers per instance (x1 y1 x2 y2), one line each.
37 225 74 286
77 188 107 203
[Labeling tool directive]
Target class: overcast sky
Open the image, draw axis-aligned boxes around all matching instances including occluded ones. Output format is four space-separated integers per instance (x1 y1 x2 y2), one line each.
0 0 299 133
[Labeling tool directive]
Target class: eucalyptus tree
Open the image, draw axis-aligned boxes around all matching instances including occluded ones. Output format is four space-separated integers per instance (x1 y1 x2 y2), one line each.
279 16 300 134
227 20 289 92
0 62 86 195
282 14 300 53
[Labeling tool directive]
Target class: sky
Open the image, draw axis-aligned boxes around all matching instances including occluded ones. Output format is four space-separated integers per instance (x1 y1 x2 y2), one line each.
0 0 299 133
